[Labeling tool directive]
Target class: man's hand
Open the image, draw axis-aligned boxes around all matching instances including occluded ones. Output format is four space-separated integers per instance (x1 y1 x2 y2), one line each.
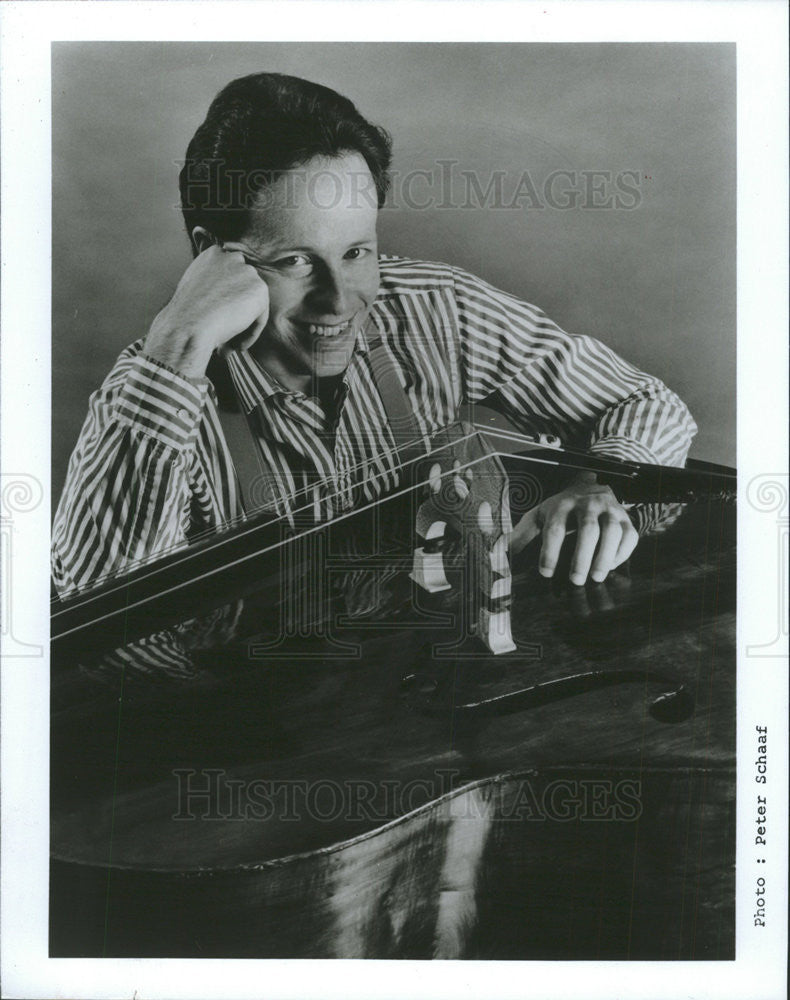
509 472 638 585
144 245 270 379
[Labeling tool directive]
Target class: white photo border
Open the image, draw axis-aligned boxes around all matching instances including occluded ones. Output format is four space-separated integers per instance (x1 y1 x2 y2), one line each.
1 2 787 998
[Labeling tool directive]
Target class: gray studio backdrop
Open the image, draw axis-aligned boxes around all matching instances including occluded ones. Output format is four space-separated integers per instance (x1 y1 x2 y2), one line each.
52 42 735 509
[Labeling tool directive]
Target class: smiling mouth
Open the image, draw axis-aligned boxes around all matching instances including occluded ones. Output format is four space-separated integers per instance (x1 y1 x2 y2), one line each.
304 319 355 339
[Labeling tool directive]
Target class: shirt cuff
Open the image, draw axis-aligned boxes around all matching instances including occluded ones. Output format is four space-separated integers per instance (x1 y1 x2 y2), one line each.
588 436 659 465
115 353 210 449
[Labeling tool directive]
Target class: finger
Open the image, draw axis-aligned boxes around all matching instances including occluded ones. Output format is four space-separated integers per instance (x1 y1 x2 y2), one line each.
539 509 572 578
589 513 623 583
509 507 541 555
569 514 601 585
613 517 639 567
218 241 252 262
199 242 225 259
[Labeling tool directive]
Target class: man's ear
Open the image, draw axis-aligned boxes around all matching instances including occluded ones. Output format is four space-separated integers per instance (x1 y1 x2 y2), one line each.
191 226 217 255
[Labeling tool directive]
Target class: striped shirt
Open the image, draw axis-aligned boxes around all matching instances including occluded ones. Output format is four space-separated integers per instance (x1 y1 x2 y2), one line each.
52 256 697 595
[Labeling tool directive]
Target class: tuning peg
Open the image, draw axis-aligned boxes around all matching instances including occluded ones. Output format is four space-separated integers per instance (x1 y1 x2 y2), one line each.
477 500 495 536
478 575 516 654
466 525 516 656
500 482 513 536
410 519 451 592
489 533 509 575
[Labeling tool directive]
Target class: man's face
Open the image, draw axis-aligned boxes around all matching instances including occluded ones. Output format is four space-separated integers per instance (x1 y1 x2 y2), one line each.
226 152 381 392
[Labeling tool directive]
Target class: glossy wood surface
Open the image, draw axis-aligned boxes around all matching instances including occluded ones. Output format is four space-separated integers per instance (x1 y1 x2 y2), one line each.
50 439 736 959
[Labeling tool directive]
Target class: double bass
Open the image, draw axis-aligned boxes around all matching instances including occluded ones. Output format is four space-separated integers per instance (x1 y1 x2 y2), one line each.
49 414 736 959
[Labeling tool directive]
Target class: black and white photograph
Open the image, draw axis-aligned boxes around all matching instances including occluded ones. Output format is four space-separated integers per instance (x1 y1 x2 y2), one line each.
1 3 787 999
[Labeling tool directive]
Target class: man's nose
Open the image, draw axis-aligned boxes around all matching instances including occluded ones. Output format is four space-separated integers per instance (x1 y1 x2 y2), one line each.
311 262 352 317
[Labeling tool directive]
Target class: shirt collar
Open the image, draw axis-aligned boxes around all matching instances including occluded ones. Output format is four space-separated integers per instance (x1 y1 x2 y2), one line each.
225 351 289 413
224 324 372 414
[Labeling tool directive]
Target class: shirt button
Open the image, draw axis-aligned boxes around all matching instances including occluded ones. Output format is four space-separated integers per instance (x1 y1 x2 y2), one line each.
177 407 189 419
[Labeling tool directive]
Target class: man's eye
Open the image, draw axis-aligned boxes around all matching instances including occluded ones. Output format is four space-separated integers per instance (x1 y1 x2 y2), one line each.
345 247 372 260
274 254 312 270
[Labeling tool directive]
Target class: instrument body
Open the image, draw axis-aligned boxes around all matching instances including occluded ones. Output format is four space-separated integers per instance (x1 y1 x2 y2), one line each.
50 425 736 958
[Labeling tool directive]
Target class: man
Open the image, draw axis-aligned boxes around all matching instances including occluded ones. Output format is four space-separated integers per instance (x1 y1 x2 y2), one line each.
52 72 697 597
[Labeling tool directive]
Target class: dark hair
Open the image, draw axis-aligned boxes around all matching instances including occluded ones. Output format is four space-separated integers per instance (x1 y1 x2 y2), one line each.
179 72 392 251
